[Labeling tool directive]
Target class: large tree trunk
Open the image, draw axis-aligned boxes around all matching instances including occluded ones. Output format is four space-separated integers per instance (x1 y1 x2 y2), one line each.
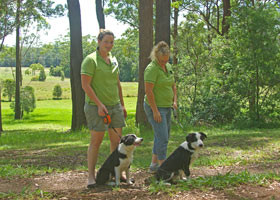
222 0 231 35
155 0 170 46
172 3 178 66
96 0 105 30
136 0 153 126
15 0 21 120
0 85 3 135
67 0 87 130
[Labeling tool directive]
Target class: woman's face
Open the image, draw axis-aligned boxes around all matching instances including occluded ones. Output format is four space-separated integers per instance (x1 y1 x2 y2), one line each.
98 34 114 53
157 54 169 66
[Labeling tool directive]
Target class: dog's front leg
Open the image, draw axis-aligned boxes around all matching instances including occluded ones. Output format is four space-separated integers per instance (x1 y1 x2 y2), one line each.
125 167 133 185
183 167 190 179
114 166 121 186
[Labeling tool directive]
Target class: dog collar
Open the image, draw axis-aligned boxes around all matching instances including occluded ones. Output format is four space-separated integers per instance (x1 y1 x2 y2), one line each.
187 143 195 153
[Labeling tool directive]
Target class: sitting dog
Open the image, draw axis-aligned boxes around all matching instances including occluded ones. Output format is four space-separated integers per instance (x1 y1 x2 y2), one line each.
156 132 207 183
96 134 143 186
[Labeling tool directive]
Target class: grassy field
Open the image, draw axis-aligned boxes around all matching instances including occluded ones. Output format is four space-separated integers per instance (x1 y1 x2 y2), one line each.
0 67 137 100
1 67 280 199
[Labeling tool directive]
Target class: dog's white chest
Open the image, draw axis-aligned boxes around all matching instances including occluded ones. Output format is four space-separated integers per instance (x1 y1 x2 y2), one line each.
120 156 132 170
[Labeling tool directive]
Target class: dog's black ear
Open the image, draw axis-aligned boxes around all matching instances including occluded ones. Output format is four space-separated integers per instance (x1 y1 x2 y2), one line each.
120 136 126 143
123 135 135 145
199 132 207 140
186 134 192 142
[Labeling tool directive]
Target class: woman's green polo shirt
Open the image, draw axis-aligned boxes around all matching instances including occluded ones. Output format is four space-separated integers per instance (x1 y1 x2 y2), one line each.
81 51 120 106
144 60 175 107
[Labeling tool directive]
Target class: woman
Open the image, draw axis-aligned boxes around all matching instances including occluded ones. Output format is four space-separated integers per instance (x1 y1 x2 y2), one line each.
81 30 126 188
144 41 177 173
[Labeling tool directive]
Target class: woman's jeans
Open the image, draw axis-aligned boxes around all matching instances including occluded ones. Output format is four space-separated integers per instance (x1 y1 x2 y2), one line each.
144 102 172 160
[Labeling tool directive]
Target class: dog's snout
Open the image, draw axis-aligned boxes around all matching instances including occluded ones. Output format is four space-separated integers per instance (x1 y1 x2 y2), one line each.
140 138 143 142
199 144 203 147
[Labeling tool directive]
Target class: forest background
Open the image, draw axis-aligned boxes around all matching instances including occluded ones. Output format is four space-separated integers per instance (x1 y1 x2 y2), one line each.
1 0 280 129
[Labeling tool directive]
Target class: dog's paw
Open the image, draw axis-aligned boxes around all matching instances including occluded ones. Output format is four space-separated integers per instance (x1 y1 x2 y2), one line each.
163 182 171 186
181 177 188 181
156 181 172 186
127 180 134 185
107 181 117 186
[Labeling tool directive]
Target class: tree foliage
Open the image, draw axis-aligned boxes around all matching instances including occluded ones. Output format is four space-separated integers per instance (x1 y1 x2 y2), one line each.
2 79 15 102
10 85 36 116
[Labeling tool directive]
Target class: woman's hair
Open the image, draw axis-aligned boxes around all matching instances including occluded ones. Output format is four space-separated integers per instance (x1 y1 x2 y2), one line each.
150 41 170 61
97 29 114 41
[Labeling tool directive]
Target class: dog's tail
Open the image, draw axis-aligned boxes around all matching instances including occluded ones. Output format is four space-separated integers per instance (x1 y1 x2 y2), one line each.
156 168 175 182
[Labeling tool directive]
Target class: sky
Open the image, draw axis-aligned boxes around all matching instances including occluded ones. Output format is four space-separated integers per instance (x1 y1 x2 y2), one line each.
5 0 129 46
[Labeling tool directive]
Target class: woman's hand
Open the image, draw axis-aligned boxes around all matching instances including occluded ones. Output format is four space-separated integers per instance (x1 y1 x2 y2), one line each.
153 110 162 123
173 101 178 110
98 104 108 116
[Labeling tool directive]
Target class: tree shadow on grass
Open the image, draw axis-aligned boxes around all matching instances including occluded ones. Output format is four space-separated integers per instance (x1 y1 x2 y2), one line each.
206 130 280 150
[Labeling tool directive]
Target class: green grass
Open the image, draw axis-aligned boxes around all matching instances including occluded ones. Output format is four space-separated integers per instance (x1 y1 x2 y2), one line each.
149 170 280 194
0 67 138 100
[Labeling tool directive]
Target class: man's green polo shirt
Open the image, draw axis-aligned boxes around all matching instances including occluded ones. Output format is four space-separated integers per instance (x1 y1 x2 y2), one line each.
81 51 120 106
144 60 175 107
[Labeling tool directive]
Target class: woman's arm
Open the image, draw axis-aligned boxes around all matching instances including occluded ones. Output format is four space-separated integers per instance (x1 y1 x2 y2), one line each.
145 82 161 123
81 74 108 116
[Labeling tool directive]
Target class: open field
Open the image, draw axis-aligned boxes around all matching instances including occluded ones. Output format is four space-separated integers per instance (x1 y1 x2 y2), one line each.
0 67 137 101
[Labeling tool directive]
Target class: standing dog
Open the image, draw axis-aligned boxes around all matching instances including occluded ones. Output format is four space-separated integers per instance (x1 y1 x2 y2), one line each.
96 134 143 186
156 132 207 183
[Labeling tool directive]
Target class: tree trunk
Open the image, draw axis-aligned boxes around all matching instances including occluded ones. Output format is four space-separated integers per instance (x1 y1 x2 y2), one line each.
67 0 87 130
136 0 153 126
155 0 170 46
15 0 21 120
172 4 178 66
222 0 231 35
96 0 105 30
0 85 3 135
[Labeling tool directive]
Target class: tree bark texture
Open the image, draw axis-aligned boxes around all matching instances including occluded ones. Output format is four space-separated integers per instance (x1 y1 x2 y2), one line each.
67 0 87 130
96 0 105 30
15 0 21 119
136 0 153 126
222 0 231 35
155 0 170 46
0 86 2 134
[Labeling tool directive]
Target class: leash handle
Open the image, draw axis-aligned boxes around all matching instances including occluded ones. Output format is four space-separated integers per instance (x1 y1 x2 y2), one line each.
102 113 122 139
103 113 111 124
172 108 178 119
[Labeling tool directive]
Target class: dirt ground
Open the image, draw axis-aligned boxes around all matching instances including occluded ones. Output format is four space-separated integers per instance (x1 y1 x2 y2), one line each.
1 164 280 200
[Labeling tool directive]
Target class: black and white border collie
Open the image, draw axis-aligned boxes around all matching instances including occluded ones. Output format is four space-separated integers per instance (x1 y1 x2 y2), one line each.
156 132 207 184
96 134 143 186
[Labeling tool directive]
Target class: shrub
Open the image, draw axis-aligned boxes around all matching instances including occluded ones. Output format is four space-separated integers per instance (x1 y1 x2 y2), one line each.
39 69 46 81
60 71 65 81
53 84 62 99
3 79 15 101
10 86 36 116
